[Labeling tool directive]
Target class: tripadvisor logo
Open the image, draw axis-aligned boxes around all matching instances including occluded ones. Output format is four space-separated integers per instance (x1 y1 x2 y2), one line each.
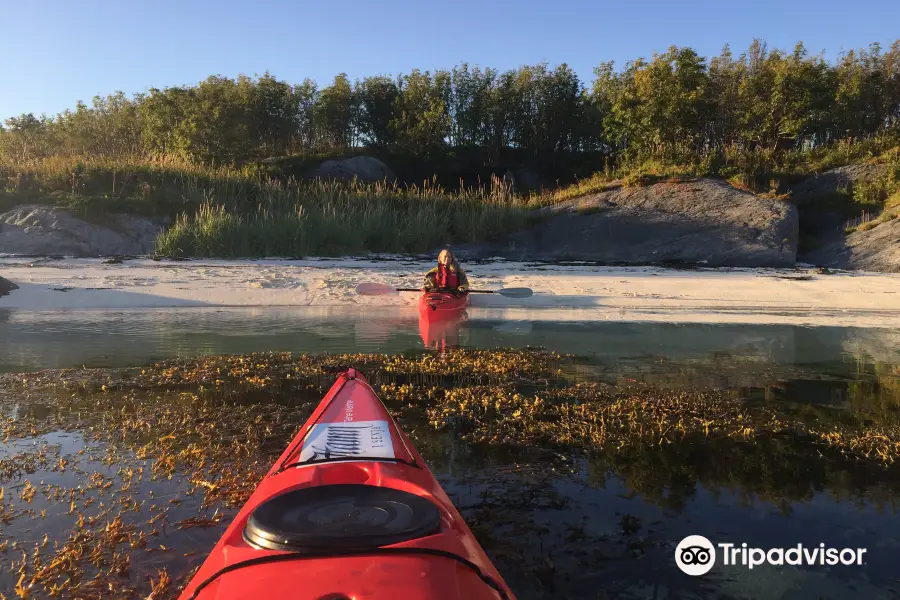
675 535 868 576
675 535 716 576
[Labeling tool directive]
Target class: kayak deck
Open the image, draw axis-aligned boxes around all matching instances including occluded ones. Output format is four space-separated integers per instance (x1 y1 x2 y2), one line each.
418 290 469 321
178 369 514 600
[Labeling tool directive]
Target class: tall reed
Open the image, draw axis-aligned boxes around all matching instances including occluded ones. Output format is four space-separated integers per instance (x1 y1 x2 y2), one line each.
155 175 527 258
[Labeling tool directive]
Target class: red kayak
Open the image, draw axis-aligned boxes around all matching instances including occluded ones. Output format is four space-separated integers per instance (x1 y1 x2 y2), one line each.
418 290 469 321
178 368 515 600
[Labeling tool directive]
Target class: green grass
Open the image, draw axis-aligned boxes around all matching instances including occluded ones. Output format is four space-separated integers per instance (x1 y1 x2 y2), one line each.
791 136 900 174
533 158 701 207
155 176 527 258
842 152 900 233
845 207 900 235
0 154 252 217
888 188 900 210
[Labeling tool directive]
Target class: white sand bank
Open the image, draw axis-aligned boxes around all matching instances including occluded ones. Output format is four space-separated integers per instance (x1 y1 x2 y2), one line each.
1 257 899 327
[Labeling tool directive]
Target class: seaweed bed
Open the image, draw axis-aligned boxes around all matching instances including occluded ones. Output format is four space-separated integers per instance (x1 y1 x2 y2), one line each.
1 348 900 599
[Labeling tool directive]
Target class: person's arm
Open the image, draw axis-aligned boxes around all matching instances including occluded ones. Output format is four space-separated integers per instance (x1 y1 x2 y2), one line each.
423 268 438 289
457 269 469 292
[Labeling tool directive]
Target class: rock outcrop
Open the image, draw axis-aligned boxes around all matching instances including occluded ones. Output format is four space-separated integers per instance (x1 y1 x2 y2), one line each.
790 161 900 271
453 178 799 267
802 217 900 272
0 205 168 257
502 168 545 194
310 156 395 183
789 162 890 203
0 276 18 297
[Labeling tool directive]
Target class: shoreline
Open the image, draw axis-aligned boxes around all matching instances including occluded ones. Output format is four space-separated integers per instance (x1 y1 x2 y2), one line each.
2 256 900 327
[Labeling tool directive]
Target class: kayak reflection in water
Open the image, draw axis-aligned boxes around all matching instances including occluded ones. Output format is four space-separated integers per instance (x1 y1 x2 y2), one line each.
423 248 469 296
419 313 469 352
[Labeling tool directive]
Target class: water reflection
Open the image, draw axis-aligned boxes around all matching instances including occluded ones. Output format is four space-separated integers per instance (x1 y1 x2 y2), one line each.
432 432 900 599
3 306 900 376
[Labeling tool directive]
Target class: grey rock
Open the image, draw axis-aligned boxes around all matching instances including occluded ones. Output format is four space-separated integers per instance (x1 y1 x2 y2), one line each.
789 162 890 204
310 156 395 183
802 216 900 272
791 161 900 271
453 179 799 267
502 168 545 194
0 205 167 257
0 275 18 297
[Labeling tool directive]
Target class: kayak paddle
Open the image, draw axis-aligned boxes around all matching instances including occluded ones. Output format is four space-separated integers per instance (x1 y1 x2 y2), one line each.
355 282 533 298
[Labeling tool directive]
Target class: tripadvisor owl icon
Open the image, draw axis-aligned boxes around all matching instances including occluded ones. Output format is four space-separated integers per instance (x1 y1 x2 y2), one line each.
675 535 716 576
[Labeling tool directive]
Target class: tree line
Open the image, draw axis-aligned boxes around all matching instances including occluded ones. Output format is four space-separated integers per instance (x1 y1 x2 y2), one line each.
2 39 898 171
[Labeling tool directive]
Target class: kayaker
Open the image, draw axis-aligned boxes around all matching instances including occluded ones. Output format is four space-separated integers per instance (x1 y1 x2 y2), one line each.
423 248 469 296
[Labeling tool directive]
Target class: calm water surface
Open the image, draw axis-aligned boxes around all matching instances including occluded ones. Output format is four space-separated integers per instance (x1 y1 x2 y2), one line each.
2 306 899 599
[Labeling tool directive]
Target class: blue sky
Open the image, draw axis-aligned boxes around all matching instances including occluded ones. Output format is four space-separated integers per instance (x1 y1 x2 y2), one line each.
1 0 898 120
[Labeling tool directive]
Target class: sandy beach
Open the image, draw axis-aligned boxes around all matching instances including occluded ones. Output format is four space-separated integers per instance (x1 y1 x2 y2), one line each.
2 256 899 327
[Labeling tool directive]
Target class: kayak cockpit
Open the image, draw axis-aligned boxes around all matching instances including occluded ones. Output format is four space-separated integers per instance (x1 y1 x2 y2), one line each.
243 483 442 552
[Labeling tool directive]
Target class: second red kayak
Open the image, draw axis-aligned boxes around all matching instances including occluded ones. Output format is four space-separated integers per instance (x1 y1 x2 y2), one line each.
178 367 515 600
418 290 469 321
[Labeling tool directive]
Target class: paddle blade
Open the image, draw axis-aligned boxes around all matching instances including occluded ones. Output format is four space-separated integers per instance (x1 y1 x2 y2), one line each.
497 287 533 298
355 283 398 296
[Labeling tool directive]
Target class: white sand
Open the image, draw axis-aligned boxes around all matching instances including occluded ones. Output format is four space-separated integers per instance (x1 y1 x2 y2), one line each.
1 257 899 327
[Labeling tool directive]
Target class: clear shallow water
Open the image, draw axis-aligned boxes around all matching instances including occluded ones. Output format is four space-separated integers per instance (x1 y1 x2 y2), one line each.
2 306 900 599
2 306 900 374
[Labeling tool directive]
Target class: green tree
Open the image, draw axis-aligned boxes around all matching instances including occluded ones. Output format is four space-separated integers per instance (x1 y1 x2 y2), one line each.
447 64 496 147
315 74 357 150
1 113 55 160
591 61 625 154
245 72 301 156
885 41 900 131
3 39 899 171
354 75 400 148
393 69 451 156
291 79 319 151
139 86 191 158
707 45 746 151
483 70 518 158
737 41 831 152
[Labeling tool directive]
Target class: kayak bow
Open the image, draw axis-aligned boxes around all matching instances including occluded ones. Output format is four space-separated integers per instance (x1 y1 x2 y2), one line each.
418 290 469 321
178 368 515 600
